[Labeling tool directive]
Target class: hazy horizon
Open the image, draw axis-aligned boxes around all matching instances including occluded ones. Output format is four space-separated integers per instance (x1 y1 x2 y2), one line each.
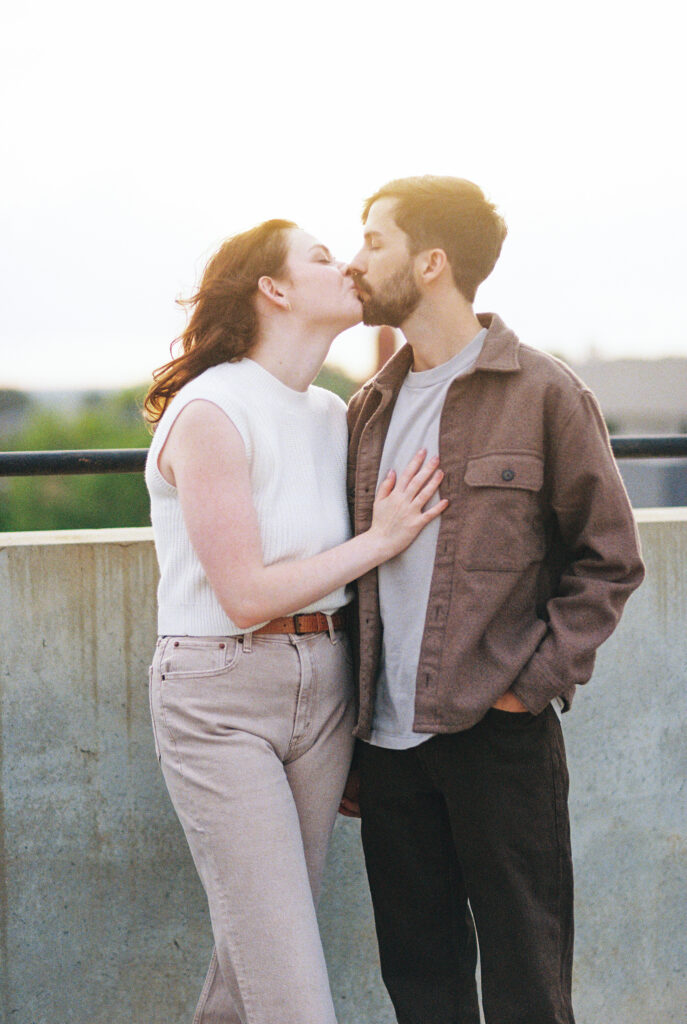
2 1 685 391
5 340 687 401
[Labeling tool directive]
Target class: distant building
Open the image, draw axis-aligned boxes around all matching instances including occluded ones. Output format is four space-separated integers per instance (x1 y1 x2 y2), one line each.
0 389 31 436
568 357 687 507
568 356 687 434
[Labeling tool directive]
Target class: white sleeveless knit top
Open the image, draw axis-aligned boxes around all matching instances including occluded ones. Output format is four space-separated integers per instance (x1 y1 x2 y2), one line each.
145 358 352 636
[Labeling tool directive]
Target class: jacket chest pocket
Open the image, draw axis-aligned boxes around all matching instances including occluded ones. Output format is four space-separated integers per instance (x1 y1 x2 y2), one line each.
458 453 546 571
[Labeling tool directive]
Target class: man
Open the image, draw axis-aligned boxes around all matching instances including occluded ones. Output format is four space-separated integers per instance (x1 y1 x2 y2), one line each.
341 176 645 1024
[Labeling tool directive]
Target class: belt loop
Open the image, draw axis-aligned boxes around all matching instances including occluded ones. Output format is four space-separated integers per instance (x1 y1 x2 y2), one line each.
326 613 336 643
242 631 253 653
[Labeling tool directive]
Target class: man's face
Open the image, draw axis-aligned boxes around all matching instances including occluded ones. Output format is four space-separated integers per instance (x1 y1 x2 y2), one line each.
348 198 421 328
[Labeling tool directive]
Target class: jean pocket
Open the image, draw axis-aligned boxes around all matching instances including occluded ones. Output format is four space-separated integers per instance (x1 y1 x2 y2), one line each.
486 707 536 729
484 707 548 767
160 637 242 679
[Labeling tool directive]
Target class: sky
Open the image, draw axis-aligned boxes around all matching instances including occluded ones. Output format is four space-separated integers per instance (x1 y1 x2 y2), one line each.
1 0 685 391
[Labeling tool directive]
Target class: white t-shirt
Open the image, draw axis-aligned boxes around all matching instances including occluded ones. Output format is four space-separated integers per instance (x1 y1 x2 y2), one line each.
370 330 487 748
145 358 352 636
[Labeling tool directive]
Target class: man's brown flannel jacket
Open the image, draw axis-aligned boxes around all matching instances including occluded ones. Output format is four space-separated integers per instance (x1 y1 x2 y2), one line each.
347 313 645 739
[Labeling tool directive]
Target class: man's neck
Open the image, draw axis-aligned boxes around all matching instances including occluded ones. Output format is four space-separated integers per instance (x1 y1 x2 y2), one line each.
401 295 484 372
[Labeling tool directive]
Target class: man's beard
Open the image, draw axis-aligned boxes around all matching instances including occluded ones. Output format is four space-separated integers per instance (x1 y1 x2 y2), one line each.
359 261 421 328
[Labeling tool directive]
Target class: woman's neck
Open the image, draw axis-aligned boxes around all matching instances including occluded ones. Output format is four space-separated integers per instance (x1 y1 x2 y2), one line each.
248 323 336 392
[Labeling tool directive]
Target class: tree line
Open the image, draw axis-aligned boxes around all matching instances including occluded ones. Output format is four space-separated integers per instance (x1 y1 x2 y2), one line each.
0 367 358 532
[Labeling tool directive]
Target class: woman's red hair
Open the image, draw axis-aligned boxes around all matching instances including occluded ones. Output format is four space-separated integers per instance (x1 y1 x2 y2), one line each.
144 219 296 426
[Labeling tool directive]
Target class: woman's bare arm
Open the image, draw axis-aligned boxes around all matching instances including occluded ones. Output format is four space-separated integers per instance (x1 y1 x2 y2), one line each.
160 400 447 629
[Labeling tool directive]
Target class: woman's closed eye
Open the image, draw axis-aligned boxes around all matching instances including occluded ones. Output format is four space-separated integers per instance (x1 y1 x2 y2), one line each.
310 244 335 264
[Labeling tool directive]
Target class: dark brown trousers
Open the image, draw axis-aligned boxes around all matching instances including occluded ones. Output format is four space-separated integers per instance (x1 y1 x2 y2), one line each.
358 705 575 1024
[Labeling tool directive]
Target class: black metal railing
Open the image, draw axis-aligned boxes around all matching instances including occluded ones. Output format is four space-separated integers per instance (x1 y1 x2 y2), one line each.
1 437 687 477
0 449 148 476
608 436 687 459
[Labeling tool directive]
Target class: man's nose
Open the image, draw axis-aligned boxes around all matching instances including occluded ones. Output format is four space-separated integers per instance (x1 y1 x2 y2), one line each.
346 250 366 276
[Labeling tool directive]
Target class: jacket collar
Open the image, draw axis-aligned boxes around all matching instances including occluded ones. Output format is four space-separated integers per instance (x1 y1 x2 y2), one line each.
365 313 521 393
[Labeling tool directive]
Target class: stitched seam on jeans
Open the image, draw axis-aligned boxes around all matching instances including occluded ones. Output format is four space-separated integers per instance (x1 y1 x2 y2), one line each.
548 712 566 1005
158 680 185 780
286 639 311 758
148 666 162 763
307 637 320 743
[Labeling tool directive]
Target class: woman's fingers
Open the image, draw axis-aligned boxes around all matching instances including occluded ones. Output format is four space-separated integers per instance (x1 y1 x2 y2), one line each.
375 468 396 500
399 451 442 499
423 497 449 521
396 448 429 490
369 456 449 556
414 468 445 508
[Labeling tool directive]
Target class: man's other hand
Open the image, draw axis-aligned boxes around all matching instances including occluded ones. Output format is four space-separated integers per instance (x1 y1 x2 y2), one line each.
339 769 361 817
491 690 529 713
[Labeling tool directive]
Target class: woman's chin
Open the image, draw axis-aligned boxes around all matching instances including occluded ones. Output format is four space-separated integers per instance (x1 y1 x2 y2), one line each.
345 304 364 328
327 304 363 337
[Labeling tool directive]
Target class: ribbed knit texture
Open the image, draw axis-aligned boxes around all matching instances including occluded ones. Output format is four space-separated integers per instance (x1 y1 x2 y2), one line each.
145 358 352 635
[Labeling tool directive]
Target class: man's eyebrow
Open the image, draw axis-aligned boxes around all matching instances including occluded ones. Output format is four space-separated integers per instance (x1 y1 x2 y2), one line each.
363 230 382 242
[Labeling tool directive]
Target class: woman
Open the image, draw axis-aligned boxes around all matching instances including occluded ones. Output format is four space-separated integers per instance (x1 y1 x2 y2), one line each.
143 218 446 1024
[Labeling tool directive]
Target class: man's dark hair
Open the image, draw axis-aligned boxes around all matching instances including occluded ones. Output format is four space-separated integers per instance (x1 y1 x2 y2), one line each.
362 176 507 302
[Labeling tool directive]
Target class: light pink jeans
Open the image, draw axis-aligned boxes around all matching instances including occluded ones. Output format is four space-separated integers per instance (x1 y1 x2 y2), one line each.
149 628 355 1024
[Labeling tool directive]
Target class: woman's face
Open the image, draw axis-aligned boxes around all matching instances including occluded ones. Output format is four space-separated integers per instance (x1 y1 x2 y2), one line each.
280 228 362 330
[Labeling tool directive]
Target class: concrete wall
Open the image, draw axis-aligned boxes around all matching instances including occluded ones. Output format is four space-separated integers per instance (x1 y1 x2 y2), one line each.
0 514 685 1024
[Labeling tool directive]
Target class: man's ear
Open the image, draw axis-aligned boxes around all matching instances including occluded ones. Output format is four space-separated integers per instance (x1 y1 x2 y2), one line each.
417 248 447 284
257 276 291 310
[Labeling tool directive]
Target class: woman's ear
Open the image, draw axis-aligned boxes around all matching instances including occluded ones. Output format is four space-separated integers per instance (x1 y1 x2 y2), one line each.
257 276 291 311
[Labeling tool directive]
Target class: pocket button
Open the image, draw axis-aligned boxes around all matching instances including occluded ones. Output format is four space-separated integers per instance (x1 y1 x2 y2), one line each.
501 468 515 482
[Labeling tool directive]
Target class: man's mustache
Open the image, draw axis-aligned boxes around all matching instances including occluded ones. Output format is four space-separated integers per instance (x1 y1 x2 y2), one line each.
348 271 369 295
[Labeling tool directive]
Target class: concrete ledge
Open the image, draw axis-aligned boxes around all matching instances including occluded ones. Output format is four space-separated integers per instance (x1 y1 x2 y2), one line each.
1 515 686 1023
0 526 154 547
634 505 687 522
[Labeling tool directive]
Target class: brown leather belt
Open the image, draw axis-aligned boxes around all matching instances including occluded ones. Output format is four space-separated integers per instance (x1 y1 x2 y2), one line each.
252 611 347 636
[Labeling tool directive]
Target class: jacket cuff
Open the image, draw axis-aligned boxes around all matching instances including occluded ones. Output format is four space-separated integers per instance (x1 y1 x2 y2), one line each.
511 656 567 716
